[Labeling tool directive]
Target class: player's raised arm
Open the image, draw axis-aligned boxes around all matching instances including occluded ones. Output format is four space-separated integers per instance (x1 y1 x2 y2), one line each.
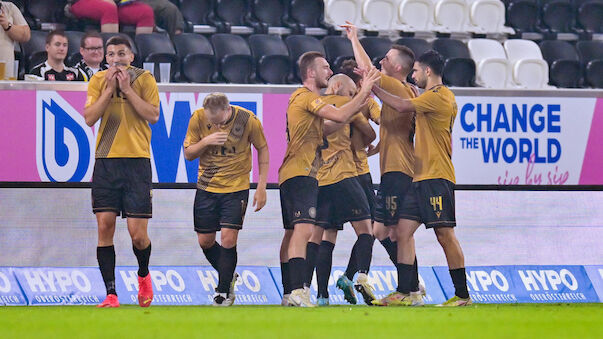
371 84 415 114
351 115 376 146
341 21 372 71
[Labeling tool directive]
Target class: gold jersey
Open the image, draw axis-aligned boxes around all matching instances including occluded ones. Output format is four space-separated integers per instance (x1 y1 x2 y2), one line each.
278 87 329 185
410 85 457 183
378 74 415 176
87 66 159 159
317 95 357 186
367 97 381 122
350 113 371 175
183 105 267 193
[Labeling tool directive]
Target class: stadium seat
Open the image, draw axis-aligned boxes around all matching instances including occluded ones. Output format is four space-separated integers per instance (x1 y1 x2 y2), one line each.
248 0 291 34
211 33 255 83
64 31 84 67
432 38 476 87
361 0 398 32
539 40 582 88
321 36 355 73
248 34 290 84
576 40 603 88
433 0 469 33
26 0 66 31
285 35 325 82
394 0 434 33
466 0 515 34
576 1 603 33
286 0 332 35
135 33 178 82
21 30 48 73
324 0 363 31
540 0 576 35
468 39 510 88
179 0 218 33
503 39 550 88
506 0 540 36
213 0 254 34
359 37 392 68
172 33 218 83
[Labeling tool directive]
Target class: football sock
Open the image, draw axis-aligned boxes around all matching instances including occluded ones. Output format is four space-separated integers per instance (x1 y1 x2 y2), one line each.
288 257 306 291
344 242 358 281
355 234 374 274
97 245 116 295
396 263 414 294
450 268 470 299
380 238 398 265
133 243 151 277
217 246 237 294
281 262 292 295
316 241 335 298
411 257 419 292
202 241 222 271
305 242 320 286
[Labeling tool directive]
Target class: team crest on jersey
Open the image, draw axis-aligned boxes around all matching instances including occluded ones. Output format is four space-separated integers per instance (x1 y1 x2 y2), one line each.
48 74 55 81
66 73 74 81
36 91 96 182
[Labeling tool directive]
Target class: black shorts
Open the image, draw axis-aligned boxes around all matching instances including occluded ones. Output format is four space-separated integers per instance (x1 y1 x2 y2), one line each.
316 177 371 230
357 172 376 219
400 179 456 228
92 158 153 218
194 189 249 233
280 176 319 229
374 172 413 226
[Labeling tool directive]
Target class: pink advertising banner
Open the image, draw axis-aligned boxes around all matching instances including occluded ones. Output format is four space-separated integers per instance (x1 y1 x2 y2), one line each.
0 89 601 185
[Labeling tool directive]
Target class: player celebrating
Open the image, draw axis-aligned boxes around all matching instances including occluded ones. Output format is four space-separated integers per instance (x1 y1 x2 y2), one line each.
183 92 269 306
278 51 380 307
341 22 424 305
371 50 472 306
84 35 159 308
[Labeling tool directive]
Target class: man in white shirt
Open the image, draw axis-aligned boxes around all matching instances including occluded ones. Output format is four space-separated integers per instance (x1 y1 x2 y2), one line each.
0 1 30 79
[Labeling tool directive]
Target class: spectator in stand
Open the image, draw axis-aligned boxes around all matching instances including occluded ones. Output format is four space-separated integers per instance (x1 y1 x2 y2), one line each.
29 30 84 81
75 31 108 81
67 0 154 35
0 1 31 79
140 0 185 37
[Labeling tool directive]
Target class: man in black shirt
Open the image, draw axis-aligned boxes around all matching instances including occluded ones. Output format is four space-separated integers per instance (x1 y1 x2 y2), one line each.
74 31 107 82
28 30 83 81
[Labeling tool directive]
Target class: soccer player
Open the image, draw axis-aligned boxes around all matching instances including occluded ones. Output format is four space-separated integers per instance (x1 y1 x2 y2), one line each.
183 93 269 306
84 35 160 308
303 74 376 307
278 51 380 307
371 50 472 306
29 30 84 81
341 22 424 305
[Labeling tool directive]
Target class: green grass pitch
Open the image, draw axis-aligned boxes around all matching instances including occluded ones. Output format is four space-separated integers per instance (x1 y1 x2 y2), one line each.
1 304 601 338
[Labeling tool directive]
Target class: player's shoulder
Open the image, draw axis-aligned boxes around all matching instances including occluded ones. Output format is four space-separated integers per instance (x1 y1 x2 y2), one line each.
322 94 350 107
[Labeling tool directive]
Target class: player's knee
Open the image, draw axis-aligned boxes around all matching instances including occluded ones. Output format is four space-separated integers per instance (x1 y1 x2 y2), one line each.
197 236 216 250
434 227 455 246
131 235 148 249
221 234 237 249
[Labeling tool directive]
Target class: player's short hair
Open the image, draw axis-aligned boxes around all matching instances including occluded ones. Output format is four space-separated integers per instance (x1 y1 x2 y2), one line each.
203 92 230 112
46 30 67 44
298 51 325 82
80 31 103 48
416 50 444 76
105 35 132 50
339 59 361 84
390 44 415 72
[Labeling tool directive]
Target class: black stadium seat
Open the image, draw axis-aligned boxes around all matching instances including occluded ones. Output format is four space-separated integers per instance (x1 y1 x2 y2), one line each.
540 0 575 34
506 0 540 34
248 34 290 84
248 0 289 34
135 33 178 81
539 40 582 88
286 0 332 35
285 35 325 82
576 1 603 33
211 33 255 83
21 30 48 72
359 37 392 68
577 40 603 88
432 38 476 87
172 33 218 83
64 30 85 67
321 36 354 73
180 0 218 33
213 0 254 34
